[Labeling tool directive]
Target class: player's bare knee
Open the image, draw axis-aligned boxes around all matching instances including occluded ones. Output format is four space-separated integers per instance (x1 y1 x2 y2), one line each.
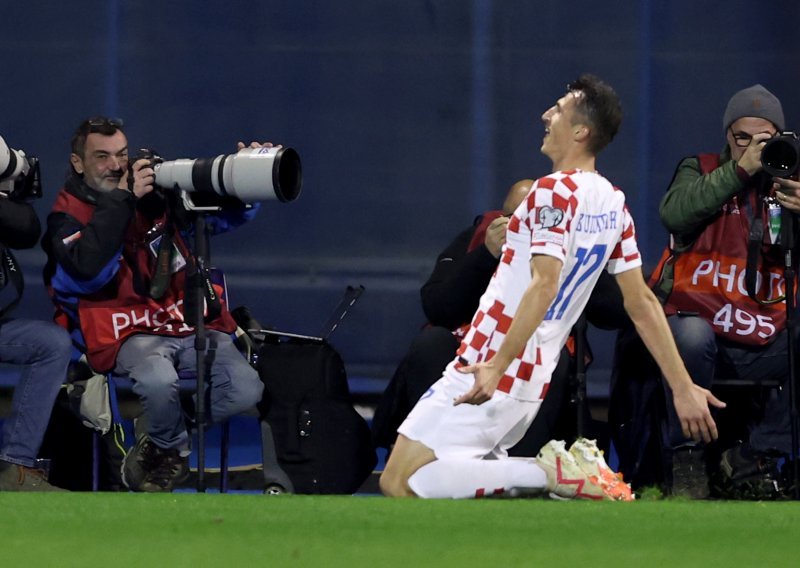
379 468 413 497
380 435 433 497
378 469 399 496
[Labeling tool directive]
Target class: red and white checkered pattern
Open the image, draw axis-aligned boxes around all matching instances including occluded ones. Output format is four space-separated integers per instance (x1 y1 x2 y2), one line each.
456 169 641 401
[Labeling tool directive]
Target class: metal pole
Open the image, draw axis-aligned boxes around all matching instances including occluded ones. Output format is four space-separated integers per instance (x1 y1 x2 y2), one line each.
194 213 208 493
781 206 799 499
574 313 588 439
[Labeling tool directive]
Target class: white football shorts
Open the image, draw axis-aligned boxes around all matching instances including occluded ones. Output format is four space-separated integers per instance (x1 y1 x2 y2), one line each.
397 360 542 460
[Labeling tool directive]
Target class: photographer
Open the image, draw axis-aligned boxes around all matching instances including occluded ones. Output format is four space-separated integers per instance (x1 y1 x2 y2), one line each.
0 138 72 491
643 84 800 498
42 117 264 492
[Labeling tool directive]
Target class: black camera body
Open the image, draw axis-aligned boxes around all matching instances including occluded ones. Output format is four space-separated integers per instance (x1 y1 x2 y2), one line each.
132 148 163 168
761 132 800 178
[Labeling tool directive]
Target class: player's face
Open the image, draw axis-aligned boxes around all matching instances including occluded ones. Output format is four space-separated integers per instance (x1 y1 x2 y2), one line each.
540 91 582 161
71 131 129 192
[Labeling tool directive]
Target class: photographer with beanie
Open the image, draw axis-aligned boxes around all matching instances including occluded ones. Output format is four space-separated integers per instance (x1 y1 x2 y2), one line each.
647 84 800 498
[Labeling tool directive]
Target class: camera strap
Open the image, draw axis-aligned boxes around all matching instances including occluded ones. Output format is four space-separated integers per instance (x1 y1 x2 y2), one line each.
745 190 785 306
199 257 222 321
745 216 768 303
183 254 222 325
149 225 174 300
147 194 188 300
0 246 24 319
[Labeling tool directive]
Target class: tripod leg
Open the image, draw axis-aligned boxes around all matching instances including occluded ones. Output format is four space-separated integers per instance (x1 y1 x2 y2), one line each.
573 313 588 439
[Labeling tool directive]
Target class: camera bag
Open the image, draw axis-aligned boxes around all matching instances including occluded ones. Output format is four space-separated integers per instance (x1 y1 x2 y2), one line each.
242 286 375 494
255 336 376 494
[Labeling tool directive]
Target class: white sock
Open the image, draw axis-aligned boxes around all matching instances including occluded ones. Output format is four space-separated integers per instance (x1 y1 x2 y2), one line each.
407 457 548 499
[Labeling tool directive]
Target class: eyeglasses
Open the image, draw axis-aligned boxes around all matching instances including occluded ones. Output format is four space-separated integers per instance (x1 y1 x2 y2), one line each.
728 127 776 148
86 117 124 133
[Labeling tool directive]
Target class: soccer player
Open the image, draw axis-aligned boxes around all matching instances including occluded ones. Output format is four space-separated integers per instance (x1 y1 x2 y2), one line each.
379 74 725 500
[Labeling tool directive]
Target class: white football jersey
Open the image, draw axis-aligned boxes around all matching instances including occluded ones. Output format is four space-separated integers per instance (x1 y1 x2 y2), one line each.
455 169 641 401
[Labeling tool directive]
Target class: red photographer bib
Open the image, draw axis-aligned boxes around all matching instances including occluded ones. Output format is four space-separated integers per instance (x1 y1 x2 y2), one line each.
51 190 235 372
649 154 786 346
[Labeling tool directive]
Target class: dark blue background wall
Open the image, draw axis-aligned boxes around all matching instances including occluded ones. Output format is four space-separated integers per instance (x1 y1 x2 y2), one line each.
2 1 799 384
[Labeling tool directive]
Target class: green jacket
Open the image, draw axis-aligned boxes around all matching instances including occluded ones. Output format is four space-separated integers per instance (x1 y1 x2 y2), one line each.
659 145 748 252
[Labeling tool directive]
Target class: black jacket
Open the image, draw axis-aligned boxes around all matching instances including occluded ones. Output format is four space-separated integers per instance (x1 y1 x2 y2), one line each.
0 196 40 250
420 217 499 330
0 195 41 315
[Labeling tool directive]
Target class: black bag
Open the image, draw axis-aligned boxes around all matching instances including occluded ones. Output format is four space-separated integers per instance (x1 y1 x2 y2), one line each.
608 328 671 490
256 337 376 494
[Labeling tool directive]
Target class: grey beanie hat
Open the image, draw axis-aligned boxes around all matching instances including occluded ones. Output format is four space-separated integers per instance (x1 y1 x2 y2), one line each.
723 84 785 132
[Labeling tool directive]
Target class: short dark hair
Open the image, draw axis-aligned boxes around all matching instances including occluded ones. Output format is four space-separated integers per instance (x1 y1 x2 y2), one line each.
567 74 622 154
71 117 125 157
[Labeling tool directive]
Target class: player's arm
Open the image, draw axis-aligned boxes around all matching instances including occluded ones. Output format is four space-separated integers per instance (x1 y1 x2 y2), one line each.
454 254 561 405
614 267 725 442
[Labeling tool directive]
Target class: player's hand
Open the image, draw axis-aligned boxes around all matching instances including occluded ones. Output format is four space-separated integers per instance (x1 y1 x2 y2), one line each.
673 384 726 443
484 216 510 258
453 361 502 405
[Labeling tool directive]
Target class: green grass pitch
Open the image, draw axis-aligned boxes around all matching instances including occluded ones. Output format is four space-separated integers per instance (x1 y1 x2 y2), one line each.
2 494 799 566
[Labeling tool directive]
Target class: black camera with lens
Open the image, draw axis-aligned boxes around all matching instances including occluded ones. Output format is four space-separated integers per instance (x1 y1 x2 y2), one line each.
132 145 302 211
761 132 800 178
0 135 42 201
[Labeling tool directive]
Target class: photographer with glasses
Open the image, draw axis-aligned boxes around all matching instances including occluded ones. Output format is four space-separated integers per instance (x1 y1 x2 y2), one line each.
0 137 72 491
42 117 266 492
642 85 800 498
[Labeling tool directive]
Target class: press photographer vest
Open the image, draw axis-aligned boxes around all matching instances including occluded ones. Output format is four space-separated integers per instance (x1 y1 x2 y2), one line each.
51 189 236 372
649 154 786 346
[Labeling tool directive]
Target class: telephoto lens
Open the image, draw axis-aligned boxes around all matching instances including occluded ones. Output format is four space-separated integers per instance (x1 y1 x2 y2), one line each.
153 146 302 203
0 136 27 182
762 133 800 178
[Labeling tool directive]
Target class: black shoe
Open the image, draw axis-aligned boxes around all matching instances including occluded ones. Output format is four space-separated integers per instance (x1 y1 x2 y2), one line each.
671 446 709 499
121 437 189 492
121 436 150 490
140 449 189 492
0 460 67 492
712 442 784 500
